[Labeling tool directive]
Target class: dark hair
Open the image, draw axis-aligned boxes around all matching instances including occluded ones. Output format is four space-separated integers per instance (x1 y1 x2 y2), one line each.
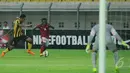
4 21 8 24
20 14 26 18
41 18 47 21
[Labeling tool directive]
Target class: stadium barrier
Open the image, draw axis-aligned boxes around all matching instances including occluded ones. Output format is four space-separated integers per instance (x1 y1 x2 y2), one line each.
0 0 129 2
3 29 129 49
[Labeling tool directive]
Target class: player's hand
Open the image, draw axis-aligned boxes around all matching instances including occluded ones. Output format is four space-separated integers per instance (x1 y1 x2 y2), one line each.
28 24 32 27
121 41 130 49
85 44 90 53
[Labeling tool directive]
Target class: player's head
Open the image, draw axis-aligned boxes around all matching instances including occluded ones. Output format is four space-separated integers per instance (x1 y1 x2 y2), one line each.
19 14 26 23
41 18 47 25
3 21 8 26
4 21 7 24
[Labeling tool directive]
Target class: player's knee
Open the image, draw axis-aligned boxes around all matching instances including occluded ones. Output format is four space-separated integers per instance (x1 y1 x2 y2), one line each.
26 38 32 43
8 45 14 51
8 48 12 51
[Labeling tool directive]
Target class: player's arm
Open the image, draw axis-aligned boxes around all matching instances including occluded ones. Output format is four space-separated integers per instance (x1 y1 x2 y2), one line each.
19 24 32 27
111 27 130 48
24 24 32 27
33 24 40 30
49 24 54 29
33 26 37 30
86 27 96 53
14 20 19 36
88 29 95 44
111 27 122 42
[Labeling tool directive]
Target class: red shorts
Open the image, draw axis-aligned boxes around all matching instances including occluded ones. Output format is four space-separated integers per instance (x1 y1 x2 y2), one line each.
41 37 49 47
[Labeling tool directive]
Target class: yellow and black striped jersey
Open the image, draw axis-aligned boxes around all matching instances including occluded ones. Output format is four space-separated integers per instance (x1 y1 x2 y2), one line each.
13 19 23 38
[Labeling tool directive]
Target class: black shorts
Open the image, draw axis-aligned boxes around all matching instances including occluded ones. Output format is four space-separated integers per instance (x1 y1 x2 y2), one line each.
9 35 29 46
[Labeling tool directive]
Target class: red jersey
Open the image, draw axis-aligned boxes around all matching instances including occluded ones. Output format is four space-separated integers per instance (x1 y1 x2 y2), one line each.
36 24 49 38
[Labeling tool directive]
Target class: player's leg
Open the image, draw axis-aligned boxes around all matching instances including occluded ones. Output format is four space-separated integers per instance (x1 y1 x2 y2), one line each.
40 42 46 56
1 38 16 57
1 45 14 57
107 43 119 73
114 50 119 73
40 37 48 57
92 40 98 73
92 51 98 73
25 36 35 55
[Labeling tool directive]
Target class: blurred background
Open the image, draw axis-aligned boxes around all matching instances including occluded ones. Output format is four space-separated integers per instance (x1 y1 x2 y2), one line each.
0 1 130 73
0 0 130 49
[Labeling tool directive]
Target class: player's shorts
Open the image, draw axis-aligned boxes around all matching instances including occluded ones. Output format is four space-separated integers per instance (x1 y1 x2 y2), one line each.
9 35 29 46
41 37 49 47
93 39 117 52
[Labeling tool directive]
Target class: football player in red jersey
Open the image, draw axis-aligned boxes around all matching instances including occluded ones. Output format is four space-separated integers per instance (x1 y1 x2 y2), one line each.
34 18 54 57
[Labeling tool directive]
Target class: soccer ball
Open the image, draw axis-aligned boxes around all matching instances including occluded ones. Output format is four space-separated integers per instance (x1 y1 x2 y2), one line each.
43 50 49 57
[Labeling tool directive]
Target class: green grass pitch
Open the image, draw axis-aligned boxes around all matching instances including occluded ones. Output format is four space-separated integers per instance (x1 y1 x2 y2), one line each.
0 49 130 73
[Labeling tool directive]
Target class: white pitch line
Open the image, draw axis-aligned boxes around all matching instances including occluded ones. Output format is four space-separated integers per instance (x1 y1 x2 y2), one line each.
0 64 88 67
0 64 130 68
0 56 81 59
